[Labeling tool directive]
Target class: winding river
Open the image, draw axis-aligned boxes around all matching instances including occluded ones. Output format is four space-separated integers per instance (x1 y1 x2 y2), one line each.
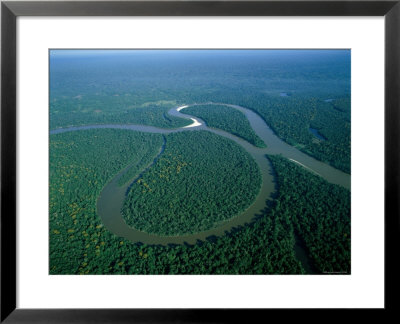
50 103 350 246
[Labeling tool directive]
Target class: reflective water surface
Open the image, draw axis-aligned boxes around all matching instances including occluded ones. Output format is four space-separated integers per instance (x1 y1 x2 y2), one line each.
50 103 350 245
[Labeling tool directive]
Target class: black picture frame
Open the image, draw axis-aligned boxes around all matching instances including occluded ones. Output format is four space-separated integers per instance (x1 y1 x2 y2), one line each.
1 0 399 322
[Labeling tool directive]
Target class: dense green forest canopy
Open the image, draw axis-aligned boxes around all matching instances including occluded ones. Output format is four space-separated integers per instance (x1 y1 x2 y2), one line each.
50 101 191 130
122 131 261 236
50 50 350 172
117 136 165 187
49 50 351 275
234 95 351 173
184 104 266 148
268 155 351 273
49 129 163 274
49 127 350 274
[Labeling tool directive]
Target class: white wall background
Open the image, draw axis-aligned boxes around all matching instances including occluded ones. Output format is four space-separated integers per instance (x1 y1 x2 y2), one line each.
16 15 384 309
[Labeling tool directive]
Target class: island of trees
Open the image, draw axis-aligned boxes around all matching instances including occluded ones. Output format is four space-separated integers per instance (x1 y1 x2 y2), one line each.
49 50 351 275
184 104 266 148
50 129 350 274
121 131 261 236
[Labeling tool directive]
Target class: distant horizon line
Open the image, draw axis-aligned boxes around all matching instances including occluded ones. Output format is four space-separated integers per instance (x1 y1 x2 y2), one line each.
50 48 351 57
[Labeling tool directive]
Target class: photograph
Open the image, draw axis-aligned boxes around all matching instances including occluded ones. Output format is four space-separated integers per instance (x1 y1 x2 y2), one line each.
3 0 399 320
49 49 351 275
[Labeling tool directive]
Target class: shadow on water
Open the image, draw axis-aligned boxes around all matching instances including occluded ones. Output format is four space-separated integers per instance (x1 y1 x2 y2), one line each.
167 243 180 249
56 103 349 247
205 235 218 244
183 242 195 248
309 127 327 141
293 232 320 274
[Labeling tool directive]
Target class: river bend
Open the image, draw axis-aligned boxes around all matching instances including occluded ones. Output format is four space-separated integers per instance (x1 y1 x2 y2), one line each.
50 103 350 245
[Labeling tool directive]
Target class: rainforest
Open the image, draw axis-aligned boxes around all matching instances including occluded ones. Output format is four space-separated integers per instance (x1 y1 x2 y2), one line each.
49 49 351 274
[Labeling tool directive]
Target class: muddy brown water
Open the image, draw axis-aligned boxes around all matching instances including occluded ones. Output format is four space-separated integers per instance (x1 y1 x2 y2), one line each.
50 103 350 247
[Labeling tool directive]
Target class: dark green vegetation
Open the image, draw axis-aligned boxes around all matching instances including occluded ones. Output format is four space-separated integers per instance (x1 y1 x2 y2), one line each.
49 128 301 274
184 104 266 148
122 131 261 236
49 50 351 275
268 155 351 273
50 127 349 274
50 50 350 172
117 136 165 187
236 96 351 173
50 102 191 130
49 129 163 274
